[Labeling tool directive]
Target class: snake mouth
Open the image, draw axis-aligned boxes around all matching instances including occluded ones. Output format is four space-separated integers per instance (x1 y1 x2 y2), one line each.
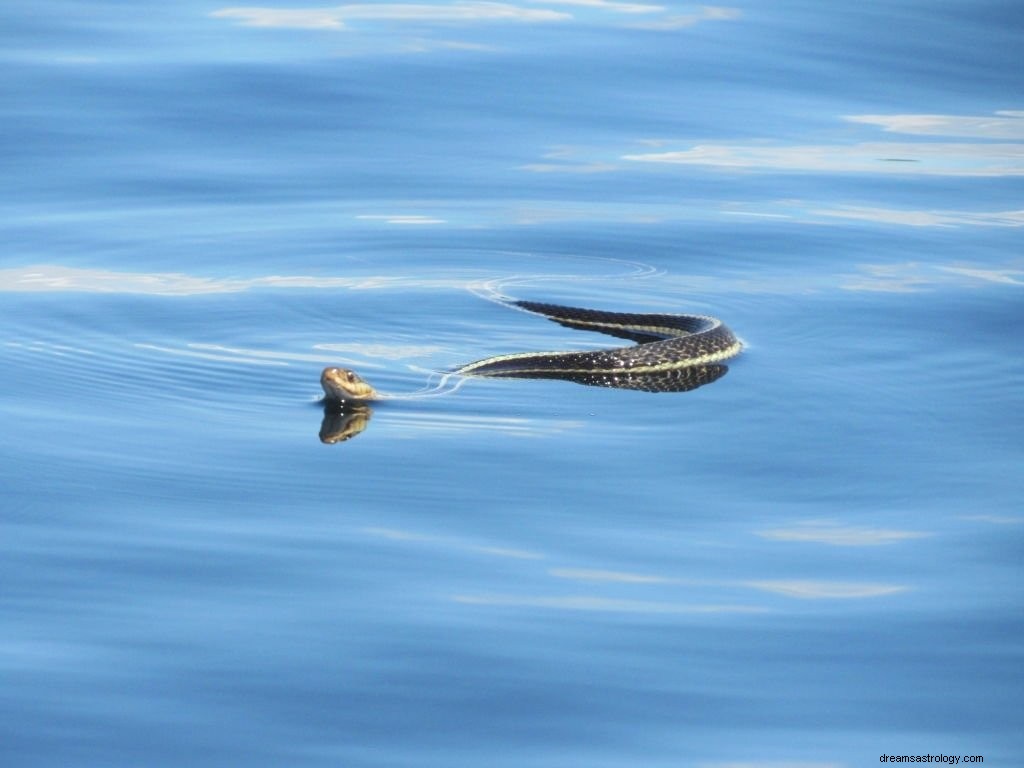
321 367 378 402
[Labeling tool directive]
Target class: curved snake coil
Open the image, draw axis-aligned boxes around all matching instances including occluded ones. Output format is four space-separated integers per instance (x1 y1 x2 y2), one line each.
321 299 742 402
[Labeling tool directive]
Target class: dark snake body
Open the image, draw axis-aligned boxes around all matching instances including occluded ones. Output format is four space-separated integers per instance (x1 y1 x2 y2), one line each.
453 301 742 393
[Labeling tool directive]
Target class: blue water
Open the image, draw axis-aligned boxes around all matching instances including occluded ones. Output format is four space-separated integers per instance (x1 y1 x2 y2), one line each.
2 2 1023 766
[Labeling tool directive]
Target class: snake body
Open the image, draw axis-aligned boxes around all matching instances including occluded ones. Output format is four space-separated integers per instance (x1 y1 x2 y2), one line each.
321 300 741 402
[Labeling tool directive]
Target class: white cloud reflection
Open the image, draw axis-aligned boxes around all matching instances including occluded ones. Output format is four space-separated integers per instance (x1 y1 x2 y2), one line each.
623 141 1024 176
133 341 433 367
840 262 1024 293
453 594 767 613
388 409 587 437
527 0 664 12
135 343 291 366
0 265 470 296
355 213 447 225
519 161 620 173
845 110 1024 140
612 110 1024 177
756 522 931 547
316 342 445 359
543 567 913 603
211 7 347 28
399 37 498 51
211 1 740 34
212 3 572 30
360 524 911 613
629 4 740 29
959 514 1024 526
362 530 911 616
746 581 908 599
4 340 97 358
518 144 622 174
937 265 1024 284
811 206 1024 228
549 567 676 583
454 562 911 619
4 260 1021 299
362 526 544 559
454 574 909 614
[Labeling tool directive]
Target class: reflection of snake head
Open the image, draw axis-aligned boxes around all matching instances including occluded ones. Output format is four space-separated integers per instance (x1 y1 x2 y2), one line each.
321 367 378 402
319 404 372 444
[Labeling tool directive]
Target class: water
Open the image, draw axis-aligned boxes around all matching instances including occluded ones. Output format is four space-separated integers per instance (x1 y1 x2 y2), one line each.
2 2 1022 766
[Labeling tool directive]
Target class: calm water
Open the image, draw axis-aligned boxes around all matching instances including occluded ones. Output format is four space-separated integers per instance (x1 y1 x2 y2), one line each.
2 2 1023 766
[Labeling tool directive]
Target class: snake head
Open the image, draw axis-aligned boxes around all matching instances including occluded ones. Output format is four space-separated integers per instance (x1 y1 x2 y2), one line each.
321 367 378 402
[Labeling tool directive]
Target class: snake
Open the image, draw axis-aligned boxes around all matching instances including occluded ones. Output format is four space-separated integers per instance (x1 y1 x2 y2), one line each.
320 299 741 403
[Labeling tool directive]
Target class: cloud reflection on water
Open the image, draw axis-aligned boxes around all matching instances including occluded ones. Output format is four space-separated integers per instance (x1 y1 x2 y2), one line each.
3 260 1021 299
844 110 1024 140
810 206 1024 228
362 526 545 560
0 265 471 296
211 2 572 30
453 594 769 614
624 141 1024 176
622 110 1024 177
744 581 908 600
547 568 675 584
211 1 740 35
363 525 913 616
755 522 930 547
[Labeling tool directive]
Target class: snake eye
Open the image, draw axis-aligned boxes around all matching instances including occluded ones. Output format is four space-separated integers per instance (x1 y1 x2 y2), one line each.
346 371 356 382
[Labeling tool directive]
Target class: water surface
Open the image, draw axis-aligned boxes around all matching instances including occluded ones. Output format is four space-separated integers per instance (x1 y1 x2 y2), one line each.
2 1 1022 766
